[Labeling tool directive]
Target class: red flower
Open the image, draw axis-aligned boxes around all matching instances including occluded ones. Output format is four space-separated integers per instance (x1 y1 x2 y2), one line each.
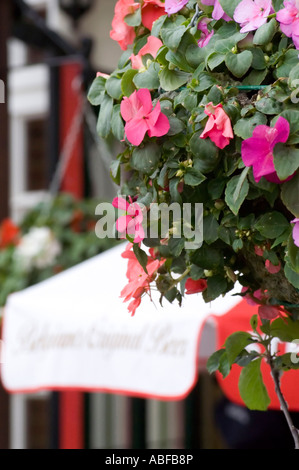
0 219 20 249
258 305 286 321
110 0 140 50
200 102 233 149
120 243 165 315
141 0 165 31
185 278 208 295
265 259 281 274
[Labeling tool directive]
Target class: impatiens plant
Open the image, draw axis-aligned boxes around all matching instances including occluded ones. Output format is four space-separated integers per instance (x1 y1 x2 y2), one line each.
88 0 299 446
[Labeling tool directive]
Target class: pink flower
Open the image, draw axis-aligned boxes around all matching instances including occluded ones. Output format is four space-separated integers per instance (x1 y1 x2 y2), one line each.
197 18 214 48
234 0 273 33
242 287 267 305
241 117 291 183
96 72 110 79
258 305 284 320
277 0 299 49
120 243 165 315
291 218 299 247
112 196 145 243
130 36 163 69
141 0 166 30
185 278 208 294
120 88 170 146
110 0 140 50
201 0 232 21
165 0 189 15
200 102 234 149
265 259 281 274
254 245 264 256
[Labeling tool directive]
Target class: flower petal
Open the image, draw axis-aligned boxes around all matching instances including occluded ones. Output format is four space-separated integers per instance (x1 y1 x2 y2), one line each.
124 117 148 145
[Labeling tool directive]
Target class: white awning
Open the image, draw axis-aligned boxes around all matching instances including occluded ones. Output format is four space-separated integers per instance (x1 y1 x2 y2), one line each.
1 243 242 400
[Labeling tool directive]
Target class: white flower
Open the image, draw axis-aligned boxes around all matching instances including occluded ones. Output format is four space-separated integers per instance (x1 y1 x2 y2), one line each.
14 227 61 271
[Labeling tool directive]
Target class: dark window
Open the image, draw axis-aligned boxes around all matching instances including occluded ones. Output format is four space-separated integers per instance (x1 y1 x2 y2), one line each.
26 118 49 191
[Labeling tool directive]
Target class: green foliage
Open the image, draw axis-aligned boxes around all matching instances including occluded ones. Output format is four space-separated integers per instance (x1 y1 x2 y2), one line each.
0 194 118 308
88 0 299 413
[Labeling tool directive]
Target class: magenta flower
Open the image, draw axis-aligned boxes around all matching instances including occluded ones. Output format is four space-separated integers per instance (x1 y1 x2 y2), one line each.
241 116 291 183
291 218 299 247
201 0 232 21
164 0 189 15
120 89 170 146
112 196 145 243
234 0 273 33
277 0 299 49
197 18 214 48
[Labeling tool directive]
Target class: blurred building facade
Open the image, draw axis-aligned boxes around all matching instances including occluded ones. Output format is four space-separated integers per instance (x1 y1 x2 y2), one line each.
1 0 226 450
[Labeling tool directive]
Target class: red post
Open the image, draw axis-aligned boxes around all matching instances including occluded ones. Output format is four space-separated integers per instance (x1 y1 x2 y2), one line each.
58 59 85 449
59 60 84 199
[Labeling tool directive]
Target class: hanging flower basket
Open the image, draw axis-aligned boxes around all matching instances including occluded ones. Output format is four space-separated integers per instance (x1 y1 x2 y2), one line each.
88 0 299 442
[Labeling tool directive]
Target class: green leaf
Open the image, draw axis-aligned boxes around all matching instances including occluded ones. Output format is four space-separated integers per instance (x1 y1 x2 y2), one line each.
273 144 299 181
255 97 282 115
276 49 299 78
288 233 299 273
203 213 219 245
124 8 141 27
185 44 205 69
96 94 113 139
218 351 231 378
234 113 267 139
151 14 167 37
184 167 206 186
189 133 219 173
133 62 160 90
133 244 148 274
225 171 249 216
131 143 161 175
159 67 191 91
250 314 258 332
206 349 226 374
207 52 226 71
121 69 138 97
225 51 253 78
253 18 277 45
254 211 290 238
225 331 254 366
191 244 223 270
281 171 299 217
203 275 228 302
105 76 122 100
110 159 121 185
88 76 106 105
270 317 299 342
111 105 125 141
250 47 267 70
168 237 185 257
239 358 271 411
161 19 187 50
167 116 185 136
166 49 195 73
242 68 268 86
285 262 299 289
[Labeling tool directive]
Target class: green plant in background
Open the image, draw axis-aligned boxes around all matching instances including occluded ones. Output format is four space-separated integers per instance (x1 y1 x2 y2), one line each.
0 193 119 308
88 0 299 446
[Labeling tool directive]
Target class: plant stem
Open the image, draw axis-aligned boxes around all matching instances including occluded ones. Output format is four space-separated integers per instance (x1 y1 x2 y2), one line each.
269 360 299 449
